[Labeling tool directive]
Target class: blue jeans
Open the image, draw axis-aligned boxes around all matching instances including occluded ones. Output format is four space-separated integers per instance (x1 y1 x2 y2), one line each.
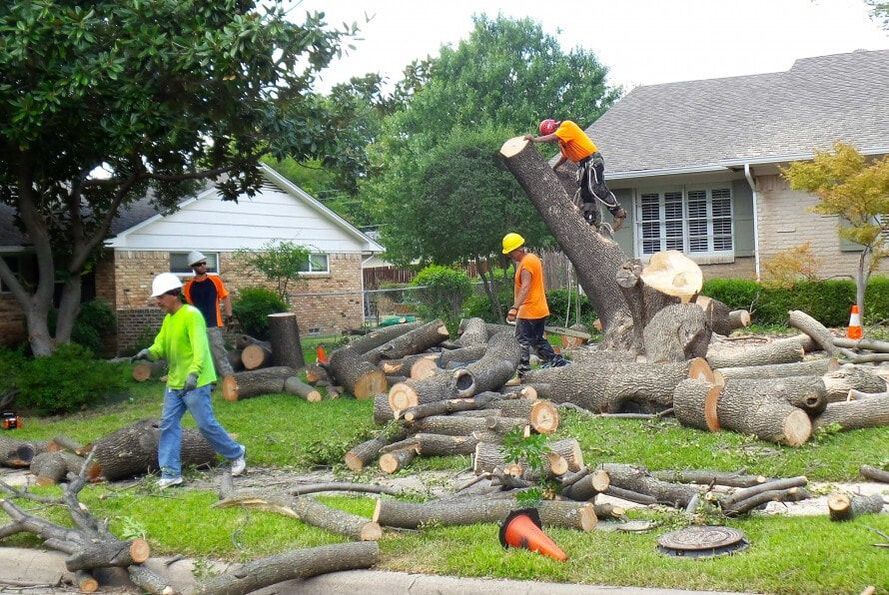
158 384 243 479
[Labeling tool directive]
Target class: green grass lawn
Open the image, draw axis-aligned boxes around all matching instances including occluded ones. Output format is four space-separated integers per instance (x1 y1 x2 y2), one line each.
3 354 889 594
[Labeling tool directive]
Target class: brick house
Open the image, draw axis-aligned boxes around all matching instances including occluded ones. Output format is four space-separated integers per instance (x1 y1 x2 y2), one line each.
0 164 383 351
580 49 889 280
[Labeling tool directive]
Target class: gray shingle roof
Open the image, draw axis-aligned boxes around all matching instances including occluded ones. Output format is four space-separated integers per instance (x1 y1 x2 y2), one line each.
585 49 889 175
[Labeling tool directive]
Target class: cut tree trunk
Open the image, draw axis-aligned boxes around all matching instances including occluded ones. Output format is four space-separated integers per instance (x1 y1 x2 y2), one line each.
673 379 723 431
717 358 839 380
694 295 751 336
821 367 887 402
191 542 379 595
499 137 635 349
642 303 711 363
439 345 487 368
292 497 382 541
373 497 597 531
283 377 322 403
712 379 813 445
399 392 502 422
29 451 85 485
328 323 420 399
0 437 46 468
707 341 805 368
88 419 216 481
721 476 808 509
379 445 419 474
388 369 462 411
813 396 889 431
65 538 151 572
344 436 388 473
132 360 167 382
412 433 480 456
860 465 889 483
226 350 245 373
561 469 612 501
373 394 396 424
456 317 490 346
453 332 522 398
268 313 305 370
651 469 768 488
364 319 450 364
221 366 296 401
380 354 438 376
788 310 840 357
723 487 811 517
241 343 273 370
603 463 699 508
827 493 885 521
616 258 680 354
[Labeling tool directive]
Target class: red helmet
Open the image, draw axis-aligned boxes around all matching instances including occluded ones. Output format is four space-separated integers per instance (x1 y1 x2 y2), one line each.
538 119 558 135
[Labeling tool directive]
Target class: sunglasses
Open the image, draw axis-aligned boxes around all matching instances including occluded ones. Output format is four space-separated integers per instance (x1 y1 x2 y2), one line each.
193 262 207 267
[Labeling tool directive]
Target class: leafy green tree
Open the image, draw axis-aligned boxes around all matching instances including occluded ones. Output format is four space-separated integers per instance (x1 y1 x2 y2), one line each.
235 240 312 302
0 1 354 355
782 143 889 315
411 264 473 334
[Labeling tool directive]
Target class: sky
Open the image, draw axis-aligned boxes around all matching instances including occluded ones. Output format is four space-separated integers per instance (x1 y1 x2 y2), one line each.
292 0 888 93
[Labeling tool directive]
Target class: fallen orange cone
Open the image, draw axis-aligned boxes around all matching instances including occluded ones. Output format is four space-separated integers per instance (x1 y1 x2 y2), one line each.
499 508 568 562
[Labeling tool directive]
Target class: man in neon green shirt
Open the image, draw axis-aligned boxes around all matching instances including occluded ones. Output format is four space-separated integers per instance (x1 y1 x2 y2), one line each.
132 273 245 488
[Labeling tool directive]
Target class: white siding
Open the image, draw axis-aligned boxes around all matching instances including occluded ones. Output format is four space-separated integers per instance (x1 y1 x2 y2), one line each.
110 185 373 253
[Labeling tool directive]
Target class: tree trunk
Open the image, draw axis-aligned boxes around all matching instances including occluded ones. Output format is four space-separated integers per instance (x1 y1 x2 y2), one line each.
673 378 725 432
827 492 885 521
814 395 889 431
694 296 751 336
561 469 612 501
380 354 439 376
788 310 840 357
717 358 839 380
378 445 419 474
283 377 322 402
499 137 634 349
616 258 679 354
456 317 490 346
860 465 889 483
292 497 382 541
30 451 85 485
603 463 700 508
328 323 421 399
412 433 480 456
344 435 389 472
221 366 296 401
706 341 805 368
132 360 167 382
388 369 462 411
65 538 151 572
439 345 487 368
373 497 597 531
708 378 813 445
373 394 396 424
364 319 450 364
268 313 305 370
55 276 83 348
821 367 887 402
191 542 379 595
0 437 46 468
454 332 522 398
240 343 273 370
642 303 711 363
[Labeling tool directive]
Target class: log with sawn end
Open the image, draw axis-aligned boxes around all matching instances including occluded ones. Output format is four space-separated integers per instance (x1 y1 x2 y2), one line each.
221 366 297 401
328 322 421 399
827 492 885 521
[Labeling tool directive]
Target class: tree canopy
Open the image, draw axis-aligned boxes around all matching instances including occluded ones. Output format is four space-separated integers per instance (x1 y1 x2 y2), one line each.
0 0 353 354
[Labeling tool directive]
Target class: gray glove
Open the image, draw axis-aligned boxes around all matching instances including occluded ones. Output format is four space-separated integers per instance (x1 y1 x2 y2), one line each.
131 348 152 363
183 373 198 392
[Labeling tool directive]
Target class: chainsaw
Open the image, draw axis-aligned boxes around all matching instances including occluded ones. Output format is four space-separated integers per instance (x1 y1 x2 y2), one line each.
1 411 22 430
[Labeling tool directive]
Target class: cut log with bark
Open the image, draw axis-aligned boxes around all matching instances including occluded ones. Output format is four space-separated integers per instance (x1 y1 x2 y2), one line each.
721 476 808 510
694 295 751 336
268 312 305 370
500 137 635 350
723 487 812 517
561 469 612 501
380 354 438 377
707 340 805 368
388 369 462 411
292 497 382 541
788 310 840 357
827 493 885 521
616 258 680 353
399 392 502 422
813 395 889 431
0 437 46 468
328 323 420 399
373 394 396 424
717 358 839 380
221 366 297 401
603 463 700 508
29 451 85 485
241 342 273 370
821 367 887 403
439 345 487 368
453 332 523 398
226 350 245 373
379 445 419 474
651 469 768 488
283 376 322 402
373 497 597 531
673 379 723 431
304 364 329 385
593 502 626 519
412 433 480 456
88 419 216 481
132 360 167 382
344 436 388 473
456 317 490 346
548 438 584 472
364 319 450 364
191 542 379 595
642 303 711 363
860 465 889 483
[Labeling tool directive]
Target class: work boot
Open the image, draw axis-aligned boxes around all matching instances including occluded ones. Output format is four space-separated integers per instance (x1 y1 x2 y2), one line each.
550 356 570 368
612 207 627 231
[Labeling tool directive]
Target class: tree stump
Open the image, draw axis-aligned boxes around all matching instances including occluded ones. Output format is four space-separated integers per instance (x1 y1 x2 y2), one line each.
268 313 305 370
643 303 711 363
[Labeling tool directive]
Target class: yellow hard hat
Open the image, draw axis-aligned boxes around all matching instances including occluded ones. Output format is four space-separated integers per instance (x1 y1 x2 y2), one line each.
502 232 525 254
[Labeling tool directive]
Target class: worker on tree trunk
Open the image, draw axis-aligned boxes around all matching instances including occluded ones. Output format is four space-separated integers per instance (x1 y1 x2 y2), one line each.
502 233 569 377
525 119 627 232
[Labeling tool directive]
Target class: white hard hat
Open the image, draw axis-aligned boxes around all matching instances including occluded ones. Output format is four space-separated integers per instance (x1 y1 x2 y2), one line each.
187 250 207 267
151 272 183 297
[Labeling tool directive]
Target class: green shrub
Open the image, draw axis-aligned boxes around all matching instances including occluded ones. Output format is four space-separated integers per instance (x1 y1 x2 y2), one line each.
232 287 288 340
0 348 26 397
545 288 598 329
15 344 127 415
412 265 473 333
462 285 514 322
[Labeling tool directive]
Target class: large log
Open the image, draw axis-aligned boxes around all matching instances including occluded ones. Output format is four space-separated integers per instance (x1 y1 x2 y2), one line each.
292 497 382 541
642 303 711 363
65 538 151 572
30 451 85 486
456 317 490 346
860 465 889 483
192 542 380 595
410 415 527 437
709 379 813 445
388 369 462 411
373 394 396 424
412 433 480 456
673 379 724 432
88 419 216 481
268 312 305 370
132 360 167 382
328 323 420 399
221 366 297 401
827 493 885 521
439 345 487 368
379 445 419 474
241 342 273 370
813 396 889 431
603 463 699 508
717 358 839 380
380 353 438 376
283 377 322 403
0 437 46 468
560 469 612 501
453 332 523 398
400 392 502 422
344 436 387 473
707 341 805 368
694 295 751 336
499 136 635 349
373 497 597 531
821 367 887 402
616 258 679 354
788 310 840 357
364 319 450 364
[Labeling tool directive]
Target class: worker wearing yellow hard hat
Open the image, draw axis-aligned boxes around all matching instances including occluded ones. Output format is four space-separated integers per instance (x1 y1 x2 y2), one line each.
502 233 569 377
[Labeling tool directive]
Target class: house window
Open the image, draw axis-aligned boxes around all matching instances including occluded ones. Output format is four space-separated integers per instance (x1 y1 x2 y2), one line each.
170 252 219 274
0 255 21 293
298 253 329 274
636 188 733 256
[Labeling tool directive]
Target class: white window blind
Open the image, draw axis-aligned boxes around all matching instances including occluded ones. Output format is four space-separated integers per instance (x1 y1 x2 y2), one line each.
636 188 734 256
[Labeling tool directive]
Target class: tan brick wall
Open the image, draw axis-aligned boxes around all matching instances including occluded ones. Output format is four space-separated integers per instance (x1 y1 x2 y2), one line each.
114 250 365 341
699 257 756 279
756 174 889 279
0 293 26 347
94 250 116 305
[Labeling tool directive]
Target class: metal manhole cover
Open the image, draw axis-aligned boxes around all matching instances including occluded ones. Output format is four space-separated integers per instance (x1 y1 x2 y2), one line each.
657 526 748 558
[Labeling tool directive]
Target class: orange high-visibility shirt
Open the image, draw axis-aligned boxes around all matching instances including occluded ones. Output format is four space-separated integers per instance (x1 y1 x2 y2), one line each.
554 120 597 163
515 253 550 320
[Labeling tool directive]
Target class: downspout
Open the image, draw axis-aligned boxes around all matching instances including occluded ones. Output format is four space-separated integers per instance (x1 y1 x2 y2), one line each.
360 253 375 327
744 163 762 282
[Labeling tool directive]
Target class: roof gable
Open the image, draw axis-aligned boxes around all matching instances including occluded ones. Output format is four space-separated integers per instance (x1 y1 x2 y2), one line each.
586 49 889 175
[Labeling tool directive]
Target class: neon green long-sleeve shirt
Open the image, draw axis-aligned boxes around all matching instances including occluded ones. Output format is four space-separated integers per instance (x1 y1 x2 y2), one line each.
148 304 217 389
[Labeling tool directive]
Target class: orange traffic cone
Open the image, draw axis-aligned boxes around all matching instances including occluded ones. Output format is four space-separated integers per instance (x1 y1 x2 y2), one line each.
315 344 329 365
847 305 863 340
499 508 568 562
